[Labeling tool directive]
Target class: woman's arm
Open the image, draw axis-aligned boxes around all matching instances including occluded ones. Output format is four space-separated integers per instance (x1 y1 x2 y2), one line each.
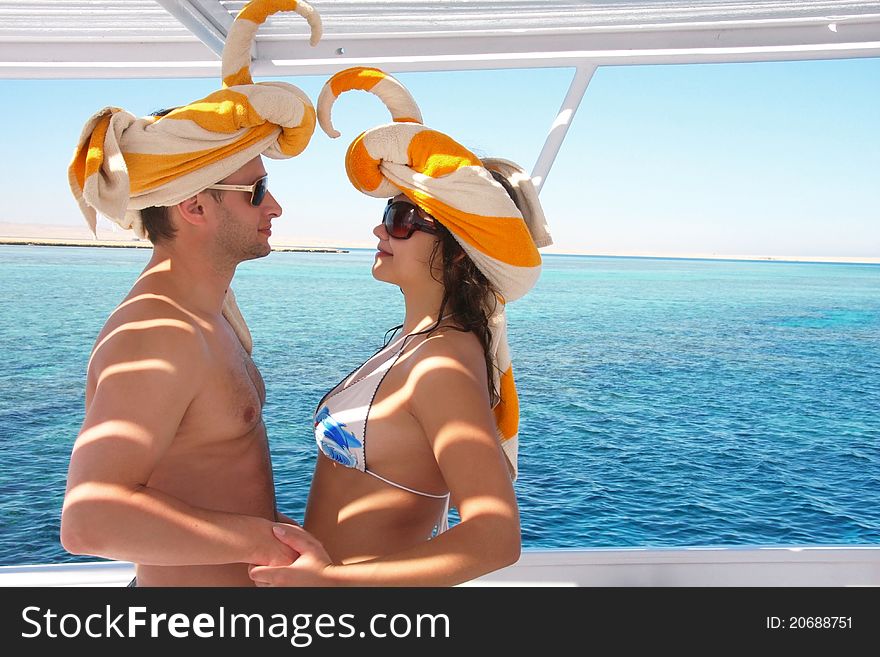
249 333 520 586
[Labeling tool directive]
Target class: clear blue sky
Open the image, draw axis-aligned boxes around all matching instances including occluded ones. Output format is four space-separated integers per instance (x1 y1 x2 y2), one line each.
0 57 878 257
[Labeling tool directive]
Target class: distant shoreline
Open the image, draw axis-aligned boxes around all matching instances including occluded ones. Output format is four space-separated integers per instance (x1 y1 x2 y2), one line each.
0 237 348 254
540 251 880 266
1 236 876 266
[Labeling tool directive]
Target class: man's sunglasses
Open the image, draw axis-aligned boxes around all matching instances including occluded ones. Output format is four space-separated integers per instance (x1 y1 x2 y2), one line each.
206 174 269 207
383 200 439 239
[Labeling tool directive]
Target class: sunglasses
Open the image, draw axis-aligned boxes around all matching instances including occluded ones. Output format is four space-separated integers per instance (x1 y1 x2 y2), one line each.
206 174 269 207
383 200 439 239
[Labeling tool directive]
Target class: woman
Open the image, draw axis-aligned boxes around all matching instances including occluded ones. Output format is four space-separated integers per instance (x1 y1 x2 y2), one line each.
250 68 552 586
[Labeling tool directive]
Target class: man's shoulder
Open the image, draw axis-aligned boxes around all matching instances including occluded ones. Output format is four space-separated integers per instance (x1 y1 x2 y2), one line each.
91 292 210 368
119 289 206 316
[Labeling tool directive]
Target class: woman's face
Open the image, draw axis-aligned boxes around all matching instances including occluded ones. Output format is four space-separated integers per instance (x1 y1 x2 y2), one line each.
371 194 441 291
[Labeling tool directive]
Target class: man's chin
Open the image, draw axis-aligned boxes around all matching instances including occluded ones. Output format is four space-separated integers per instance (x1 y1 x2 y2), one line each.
236 247 271 263
253 243 273 258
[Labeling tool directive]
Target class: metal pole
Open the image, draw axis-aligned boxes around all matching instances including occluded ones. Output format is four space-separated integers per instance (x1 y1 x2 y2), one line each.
156 0 231 58
531 64 596 194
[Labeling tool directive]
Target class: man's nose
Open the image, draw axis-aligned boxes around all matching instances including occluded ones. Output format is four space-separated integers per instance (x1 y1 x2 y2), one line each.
263 190 282 218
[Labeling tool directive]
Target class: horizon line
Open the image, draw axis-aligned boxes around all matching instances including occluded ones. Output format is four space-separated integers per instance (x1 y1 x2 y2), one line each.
2 236 877 266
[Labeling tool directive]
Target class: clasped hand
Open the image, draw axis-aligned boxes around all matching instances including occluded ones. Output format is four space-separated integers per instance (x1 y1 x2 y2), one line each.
249 521 339 587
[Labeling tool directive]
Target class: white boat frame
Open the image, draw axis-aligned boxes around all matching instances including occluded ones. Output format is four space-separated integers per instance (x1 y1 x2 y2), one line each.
2 545 879 587
1 1 878 586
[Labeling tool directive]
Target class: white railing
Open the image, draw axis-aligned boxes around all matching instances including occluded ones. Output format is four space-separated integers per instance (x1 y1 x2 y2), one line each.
2 546 878 587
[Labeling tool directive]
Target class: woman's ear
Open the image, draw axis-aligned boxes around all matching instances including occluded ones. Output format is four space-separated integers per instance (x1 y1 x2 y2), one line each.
176 194 207 227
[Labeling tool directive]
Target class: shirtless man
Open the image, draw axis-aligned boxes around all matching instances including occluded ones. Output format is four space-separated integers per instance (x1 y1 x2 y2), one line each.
60 0 322 586
61 156 294 586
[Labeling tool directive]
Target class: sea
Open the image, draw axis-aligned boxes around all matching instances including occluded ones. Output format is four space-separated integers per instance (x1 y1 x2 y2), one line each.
1 245 878 565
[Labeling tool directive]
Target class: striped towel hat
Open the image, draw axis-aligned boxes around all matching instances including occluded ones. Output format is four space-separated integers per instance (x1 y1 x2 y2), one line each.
68 0 322 239
318 67 553 479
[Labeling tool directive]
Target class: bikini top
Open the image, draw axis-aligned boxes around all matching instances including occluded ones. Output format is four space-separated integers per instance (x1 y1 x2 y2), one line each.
313 330 451 502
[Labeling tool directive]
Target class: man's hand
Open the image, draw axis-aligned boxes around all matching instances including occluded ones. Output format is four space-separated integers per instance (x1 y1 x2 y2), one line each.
248 517 300 566
249 524 338 586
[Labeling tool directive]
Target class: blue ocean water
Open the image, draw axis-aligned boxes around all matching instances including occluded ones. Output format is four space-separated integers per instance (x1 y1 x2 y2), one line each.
0 245 878 565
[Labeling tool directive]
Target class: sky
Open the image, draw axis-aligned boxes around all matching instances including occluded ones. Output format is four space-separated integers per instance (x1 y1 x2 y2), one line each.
0 57 878 257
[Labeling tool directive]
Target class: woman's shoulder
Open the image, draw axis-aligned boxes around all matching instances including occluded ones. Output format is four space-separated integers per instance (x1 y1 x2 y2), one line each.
401 326 487 379
398 326 492 412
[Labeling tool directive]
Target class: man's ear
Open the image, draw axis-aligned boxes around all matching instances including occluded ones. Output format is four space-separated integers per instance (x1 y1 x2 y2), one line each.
175 194 208 227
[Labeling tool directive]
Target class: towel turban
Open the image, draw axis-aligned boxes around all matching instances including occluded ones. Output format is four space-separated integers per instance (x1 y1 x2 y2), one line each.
68 0 321 239
67 0 323 354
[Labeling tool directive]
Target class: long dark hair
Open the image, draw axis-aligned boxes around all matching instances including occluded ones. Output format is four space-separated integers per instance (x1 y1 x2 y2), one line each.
384 223 501 407
432 227 501 406
383 170 522 406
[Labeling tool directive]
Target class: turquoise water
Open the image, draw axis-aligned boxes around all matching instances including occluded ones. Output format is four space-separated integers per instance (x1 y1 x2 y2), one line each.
1 245 878 565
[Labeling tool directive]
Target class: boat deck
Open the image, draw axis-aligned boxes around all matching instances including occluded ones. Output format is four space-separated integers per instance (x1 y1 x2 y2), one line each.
3 546 878 586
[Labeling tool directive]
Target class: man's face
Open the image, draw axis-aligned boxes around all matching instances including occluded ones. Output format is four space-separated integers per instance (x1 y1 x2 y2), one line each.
208 157 282 263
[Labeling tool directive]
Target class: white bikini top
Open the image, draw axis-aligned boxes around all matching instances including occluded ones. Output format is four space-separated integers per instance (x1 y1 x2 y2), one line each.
314 329 451 516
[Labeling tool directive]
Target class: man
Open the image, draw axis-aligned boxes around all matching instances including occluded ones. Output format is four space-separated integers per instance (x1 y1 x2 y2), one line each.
60 0 321 586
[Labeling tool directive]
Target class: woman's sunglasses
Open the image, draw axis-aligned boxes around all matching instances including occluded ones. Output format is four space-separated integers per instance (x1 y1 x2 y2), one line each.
383 200 439 239
206 174 269 207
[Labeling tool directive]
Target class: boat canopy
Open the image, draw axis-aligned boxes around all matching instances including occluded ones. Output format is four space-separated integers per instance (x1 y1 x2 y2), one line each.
2 1 879 79
2 1 877 189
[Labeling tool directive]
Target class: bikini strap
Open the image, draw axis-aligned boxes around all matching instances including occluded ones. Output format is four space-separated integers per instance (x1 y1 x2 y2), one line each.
364 470 449 499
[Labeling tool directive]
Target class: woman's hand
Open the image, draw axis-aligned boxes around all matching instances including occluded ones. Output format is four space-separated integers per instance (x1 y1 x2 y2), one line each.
248 524 341 587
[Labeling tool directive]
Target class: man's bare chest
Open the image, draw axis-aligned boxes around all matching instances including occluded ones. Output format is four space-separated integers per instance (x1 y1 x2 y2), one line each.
180 335 267 444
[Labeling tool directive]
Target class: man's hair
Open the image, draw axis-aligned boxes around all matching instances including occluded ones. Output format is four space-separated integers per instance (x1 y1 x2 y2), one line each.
140 205 177 244
138 108 179 244
139 106 223 244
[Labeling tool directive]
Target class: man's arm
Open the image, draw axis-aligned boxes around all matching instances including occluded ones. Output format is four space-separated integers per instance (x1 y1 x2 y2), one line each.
60 314 293 567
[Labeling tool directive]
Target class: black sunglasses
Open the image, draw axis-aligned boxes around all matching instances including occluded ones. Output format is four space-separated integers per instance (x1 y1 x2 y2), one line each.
383 200 439 239
206 174 269 207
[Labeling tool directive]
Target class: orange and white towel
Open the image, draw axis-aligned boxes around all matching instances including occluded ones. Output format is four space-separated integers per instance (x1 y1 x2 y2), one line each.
67 0 322 354
318 67 553 479
68 0 321 239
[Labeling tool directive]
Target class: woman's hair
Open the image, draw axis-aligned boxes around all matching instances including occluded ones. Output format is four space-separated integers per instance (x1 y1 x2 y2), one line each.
386 167 523 407
428 225 501 406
